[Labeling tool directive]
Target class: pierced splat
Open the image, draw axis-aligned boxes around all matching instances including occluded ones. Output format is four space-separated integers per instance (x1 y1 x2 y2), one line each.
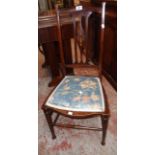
56 7 93 70
70 11 92 64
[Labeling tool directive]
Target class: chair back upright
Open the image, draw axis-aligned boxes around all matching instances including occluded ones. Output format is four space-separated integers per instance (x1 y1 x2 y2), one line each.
99 2 106 78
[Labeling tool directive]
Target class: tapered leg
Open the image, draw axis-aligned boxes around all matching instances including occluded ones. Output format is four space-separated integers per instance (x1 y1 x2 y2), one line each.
43 108 56 139
101 115 109 145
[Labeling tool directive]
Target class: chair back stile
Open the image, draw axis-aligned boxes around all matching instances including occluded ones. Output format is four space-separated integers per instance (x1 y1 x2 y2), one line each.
99 3 106 79
55 5 67 76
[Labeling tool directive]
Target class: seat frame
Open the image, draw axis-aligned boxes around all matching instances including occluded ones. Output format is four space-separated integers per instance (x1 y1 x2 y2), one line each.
42 2 110 145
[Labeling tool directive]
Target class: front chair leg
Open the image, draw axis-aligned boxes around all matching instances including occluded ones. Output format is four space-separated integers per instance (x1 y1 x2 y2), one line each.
101 115 109 145
43 108 56 139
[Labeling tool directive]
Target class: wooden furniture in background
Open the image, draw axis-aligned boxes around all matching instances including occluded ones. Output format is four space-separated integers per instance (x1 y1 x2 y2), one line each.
42 3 110 145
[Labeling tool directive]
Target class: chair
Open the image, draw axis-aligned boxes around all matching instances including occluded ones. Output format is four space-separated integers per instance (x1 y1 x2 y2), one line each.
42 2 109 145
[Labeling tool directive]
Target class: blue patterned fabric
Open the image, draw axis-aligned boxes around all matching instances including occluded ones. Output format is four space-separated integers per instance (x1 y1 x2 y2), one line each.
46 76 105 112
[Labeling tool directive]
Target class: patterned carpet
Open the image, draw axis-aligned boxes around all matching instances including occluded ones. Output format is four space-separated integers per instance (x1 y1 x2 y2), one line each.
38 52 117 155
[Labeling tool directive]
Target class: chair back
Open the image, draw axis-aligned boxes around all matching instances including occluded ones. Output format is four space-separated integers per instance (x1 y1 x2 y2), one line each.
55 3 106 78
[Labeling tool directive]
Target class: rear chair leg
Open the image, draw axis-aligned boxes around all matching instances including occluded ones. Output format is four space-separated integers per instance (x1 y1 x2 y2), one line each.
43 108 56 139
101 115 109 145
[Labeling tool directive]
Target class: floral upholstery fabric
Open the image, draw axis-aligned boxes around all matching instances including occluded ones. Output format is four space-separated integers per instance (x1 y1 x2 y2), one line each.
46 76 105 112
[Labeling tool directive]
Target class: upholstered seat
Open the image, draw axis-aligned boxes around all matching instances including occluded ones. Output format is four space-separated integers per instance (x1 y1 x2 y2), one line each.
46 76 105 112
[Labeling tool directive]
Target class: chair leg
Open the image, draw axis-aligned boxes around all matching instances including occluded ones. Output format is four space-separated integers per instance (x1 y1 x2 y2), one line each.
101 115 109 145
43 108 56 139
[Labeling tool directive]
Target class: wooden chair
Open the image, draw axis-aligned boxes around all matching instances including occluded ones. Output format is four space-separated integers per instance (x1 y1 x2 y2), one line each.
42 2 109 145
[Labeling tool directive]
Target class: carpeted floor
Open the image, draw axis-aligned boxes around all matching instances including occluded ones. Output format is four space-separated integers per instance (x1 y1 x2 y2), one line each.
38 52 117 155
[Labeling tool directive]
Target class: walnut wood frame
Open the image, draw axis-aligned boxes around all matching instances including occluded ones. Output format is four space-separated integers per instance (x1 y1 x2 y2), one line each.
42 2 110 145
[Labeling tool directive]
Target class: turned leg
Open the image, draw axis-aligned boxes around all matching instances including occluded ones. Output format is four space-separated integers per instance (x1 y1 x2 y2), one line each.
101 115 109 145
43 108 56 139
